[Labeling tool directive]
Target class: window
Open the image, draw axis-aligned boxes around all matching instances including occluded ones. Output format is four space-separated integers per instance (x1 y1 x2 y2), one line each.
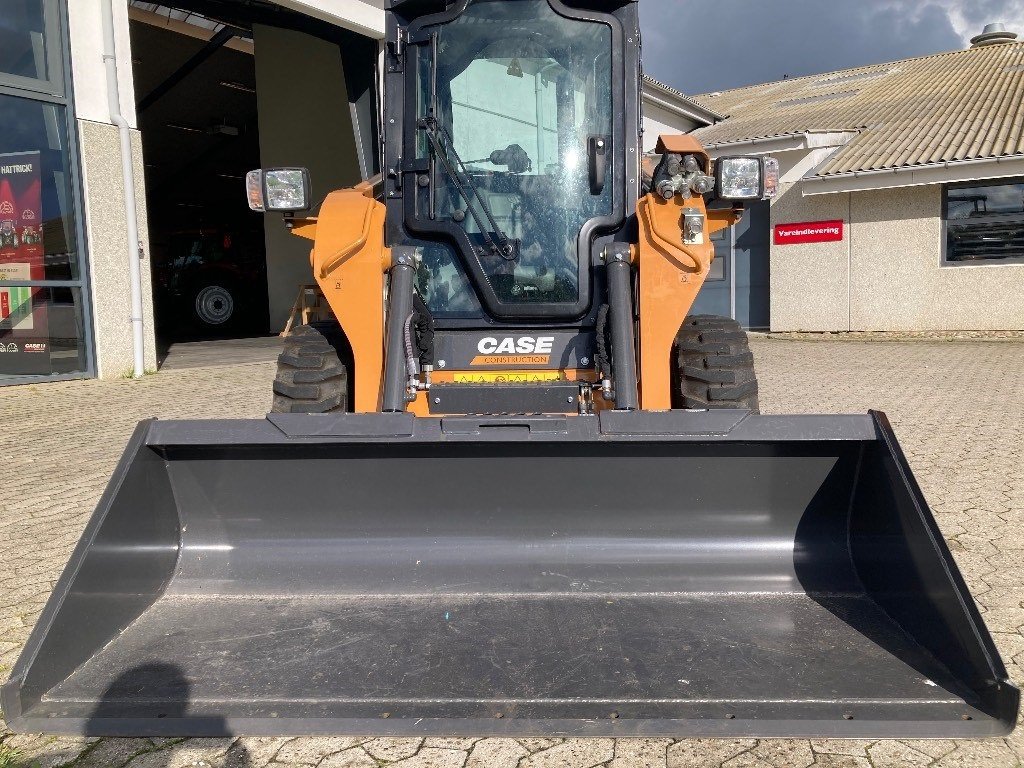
707 226 727 281
0 1 92 382
0 0 62 94
0 96 81 280
944 180 1024 265
413 0 612 311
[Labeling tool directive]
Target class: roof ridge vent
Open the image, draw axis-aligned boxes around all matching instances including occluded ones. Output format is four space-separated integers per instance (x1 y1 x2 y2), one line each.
970 23 1018 48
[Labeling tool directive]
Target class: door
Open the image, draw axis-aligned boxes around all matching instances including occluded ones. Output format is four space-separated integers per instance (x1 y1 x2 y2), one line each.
688 199 770 329
734 199 770 329
688 221 730 318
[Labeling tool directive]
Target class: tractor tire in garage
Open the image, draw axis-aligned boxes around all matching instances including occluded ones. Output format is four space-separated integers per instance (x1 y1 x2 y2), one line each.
191 280 239 331
271 322 350 414
672 314 759 412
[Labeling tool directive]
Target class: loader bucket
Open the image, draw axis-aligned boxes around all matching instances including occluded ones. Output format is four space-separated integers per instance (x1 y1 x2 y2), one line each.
3 411 1017 738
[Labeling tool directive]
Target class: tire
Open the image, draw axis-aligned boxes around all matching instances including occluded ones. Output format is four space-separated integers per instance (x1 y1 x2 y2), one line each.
271 323 350 414
672 315 759 412
192 282 237 329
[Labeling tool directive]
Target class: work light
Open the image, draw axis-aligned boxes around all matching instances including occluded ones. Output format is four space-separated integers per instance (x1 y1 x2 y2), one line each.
245 167 312 213
715 156 763 200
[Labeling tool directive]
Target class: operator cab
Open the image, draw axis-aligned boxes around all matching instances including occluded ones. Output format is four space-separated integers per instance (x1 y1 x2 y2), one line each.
386 0 638 323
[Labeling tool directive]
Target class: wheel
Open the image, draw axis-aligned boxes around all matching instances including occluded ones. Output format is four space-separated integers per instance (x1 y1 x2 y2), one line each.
672 314 759 412
192 282 236 329
271 323 350 413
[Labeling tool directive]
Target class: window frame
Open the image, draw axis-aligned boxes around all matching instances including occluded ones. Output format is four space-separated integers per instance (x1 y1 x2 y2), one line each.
941 178 1024 268
0 0 95 385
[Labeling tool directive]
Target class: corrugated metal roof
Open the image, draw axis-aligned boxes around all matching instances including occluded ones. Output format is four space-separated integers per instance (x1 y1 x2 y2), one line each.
692 42 1024 177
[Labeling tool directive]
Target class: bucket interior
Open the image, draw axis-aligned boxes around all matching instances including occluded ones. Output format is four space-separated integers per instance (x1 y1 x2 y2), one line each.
11 436 1015 735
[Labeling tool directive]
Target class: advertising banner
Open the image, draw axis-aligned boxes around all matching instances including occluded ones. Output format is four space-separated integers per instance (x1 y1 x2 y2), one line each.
774 219 845 246
0 151 51 375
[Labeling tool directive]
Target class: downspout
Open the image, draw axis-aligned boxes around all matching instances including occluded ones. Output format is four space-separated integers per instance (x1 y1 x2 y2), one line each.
101 0 145 379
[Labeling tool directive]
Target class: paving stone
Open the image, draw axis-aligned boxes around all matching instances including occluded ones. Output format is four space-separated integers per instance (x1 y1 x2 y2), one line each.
317 748 380 768
719 753 775 768
608 738 671 768
71 737 155 767
126 745 234 768
517 739 564 753
422 738 478 750
866 741 936 767
897 739 961 759
1 735 98 768
467 738 529 768
519 738 614 768
805 756 871 768
389 747 467 768
932 740 1020 767
744 740 815 768
272 738 366 765
1007 717 1024 758
666 740 757 768
362 738 424 761
808 740 871 758
228 738 292 767
167 738 236 762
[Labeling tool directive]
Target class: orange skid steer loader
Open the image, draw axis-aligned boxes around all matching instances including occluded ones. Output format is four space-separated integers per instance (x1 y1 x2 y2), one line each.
4 0 1018 740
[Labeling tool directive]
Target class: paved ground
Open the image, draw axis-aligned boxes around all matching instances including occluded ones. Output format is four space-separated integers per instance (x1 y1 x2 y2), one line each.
158 335 282 370
1 338 1022 767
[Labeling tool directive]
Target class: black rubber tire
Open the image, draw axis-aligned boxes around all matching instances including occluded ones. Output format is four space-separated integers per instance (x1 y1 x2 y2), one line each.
188 279 240 332
271 323 350 414
672 315 759 412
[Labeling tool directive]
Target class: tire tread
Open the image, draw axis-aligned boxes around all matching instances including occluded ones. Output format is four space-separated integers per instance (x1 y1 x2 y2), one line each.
672 315 760 412
271 323 350 414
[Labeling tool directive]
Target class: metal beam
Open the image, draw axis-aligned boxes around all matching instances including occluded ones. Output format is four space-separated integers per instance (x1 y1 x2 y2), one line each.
137 25 238 113
272 0 385 39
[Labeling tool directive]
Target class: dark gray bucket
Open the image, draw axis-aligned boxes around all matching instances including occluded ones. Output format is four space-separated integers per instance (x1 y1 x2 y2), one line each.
3 411 1017 738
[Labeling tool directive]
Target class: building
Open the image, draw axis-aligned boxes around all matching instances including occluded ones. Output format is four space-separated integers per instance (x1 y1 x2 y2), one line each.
690 26 1024 331
0 0 707 385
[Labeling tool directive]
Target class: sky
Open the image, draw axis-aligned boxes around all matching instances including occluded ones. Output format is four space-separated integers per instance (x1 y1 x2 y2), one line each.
639 0 1024 97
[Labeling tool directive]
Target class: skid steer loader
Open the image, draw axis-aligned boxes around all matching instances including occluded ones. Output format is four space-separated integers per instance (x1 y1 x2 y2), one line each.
4 0 1018 740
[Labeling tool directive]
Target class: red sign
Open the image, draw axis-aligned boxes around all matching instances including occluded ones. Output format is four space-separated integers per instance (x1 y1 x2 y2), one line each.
774 219 844 245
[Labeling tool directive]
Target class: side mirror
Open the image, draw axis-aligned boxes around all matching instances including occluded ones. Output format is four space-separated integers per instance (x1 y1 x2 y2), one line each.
714 156 779 201
246 168 312 213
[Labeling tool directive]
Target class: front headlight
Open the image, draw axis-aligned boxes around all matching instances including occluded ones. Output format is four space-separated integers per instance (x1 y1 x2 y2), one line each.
715 157 763 200
245 167 312 213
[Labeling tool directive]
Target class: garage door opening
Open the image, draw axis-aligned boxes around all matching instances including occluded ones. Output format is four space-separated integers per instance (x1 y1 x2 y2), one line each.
128 2 379 365
129 8 268 350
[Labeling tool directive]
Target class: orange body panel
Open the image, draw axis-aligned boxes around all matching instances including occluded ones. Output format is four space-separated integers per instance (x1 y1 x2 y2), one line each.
655 134 708 156
309 186 390 413
635 193 712 411
299 134 735 416
633 134 741 411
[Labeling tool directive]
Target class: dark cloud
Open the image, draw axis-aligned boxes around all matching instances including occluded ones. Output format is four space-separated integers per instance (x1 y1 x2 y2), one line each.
951 0 1024 30
640 0 975 95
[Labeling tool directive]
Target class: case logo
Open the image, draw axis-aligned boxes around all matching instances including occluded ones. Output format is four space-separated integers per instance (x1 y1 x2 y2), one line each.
477 336 554 355
471 336 555 366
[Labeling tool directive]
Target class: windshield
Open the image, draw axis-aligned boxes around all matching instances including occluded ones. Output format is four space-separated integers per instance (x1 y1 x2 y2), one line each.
414 0 612 311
